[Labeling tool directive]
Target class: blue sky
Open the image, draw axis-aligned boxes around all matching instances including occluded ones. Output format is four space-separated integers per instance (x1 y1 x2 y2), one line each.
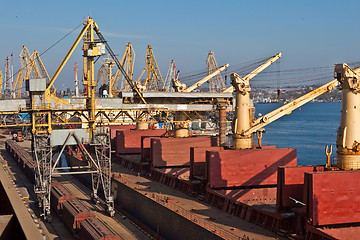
1 0 359 90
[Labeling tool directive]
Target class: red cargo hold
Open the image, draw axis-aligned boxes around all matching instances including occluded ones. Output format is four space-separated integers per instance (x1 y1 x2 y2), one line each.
277 165 324 211
151 136 213 167
109 124 135 140
207 148 297 188
109 124 135 148
207 187 277 205
190 146 224 180
305 223 360 240
116 129 167 154
304 170 360 226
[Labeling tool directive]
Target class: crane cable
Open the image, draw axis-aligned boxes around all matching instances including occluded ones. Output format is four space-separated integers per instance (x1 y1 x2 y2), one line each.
9 23 84 91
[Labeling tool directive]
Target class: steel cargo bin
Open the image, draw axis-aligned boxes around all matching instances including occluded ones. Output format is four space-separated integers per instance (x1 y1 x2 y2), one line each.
62 199 95 232
23 159 36 182
50 182 75 213
80 217 122 240
19 151 33 168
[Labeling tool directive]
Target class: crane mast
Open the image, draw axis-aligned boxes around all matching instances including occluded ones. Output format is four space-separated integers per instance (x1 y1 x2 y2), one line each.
30 17 139 220
164 60 178 92
136 45 166 92
206 51 226 92
334 64 360 170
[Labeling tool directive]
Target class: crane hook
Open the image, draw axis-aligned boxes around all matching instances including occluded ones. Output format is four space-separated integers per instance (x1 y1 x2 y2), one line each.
256 130 264 149
325 145 332 168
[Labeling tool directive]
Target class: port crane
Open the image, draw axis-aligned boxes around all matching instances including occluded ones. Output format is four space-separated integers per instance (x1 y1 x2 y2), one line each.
29 17 149 220
334 63 360 170
206 51 226 92
223 52 282 93
230 65 360 150
172 63 229 92
136 45 166 92
0 17 234 220
164 60 178 92
97 42 136 96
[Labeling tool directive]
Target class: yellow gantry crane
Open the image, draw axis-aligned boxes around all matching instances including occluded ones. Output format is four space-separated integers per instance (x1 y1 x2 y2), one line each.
13 46 33 98
12 46 70 106
30 17 146 220
136 45 166 92
96 42 136 96
117 42 135 92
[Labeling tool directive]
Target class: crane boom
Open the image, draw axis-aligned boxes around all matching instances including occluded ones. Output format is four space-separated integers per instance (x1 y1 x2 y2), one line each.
241 67 360 136
173 64 229 92
223 53 282 93
184 64 229 92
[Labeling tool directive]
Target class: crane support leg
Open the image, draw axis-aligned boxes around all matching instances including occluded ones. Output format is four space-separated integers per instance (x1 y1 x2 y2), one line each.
33 134 52 222
174 112 190 138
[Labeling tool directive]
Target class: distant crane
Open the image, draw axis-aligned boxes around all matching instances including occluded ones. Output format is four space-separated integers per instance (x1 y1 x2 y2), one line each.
172 64 229 92
164 60 179 92
0 70 2 99
136 45 166 92
96 42 136 96
4 56 11 98
206 51 226 92
75 62 79 97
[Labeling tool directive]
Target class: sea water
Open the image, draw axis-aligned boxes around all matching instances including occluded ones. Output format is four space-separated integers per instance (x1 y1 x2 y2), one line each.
254 102 341 166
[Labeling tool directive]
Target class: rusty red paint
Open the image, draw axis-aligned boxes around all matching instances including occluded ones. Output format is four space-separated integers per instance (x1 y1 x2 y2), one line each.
305 223 360 240
151 136 213 167
304 170 360 226
277 165 324 211
206 148 297 188
109 124 135 140
153 166 190 179
62 199 95 230
190 146 224 180
116 129 167 154
51 182 75 211
109 124 135 148
207 187 277 205
80 217 121 240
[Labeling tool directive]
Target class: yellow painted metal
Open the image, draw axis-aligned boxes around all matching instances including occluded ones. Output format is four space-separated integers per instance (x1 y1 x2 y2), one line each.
13 46 32 98
47 20 93 92
116 42 135 92
96 43 136 97
136 45 166 91
223 52 282 93
32 50 71 107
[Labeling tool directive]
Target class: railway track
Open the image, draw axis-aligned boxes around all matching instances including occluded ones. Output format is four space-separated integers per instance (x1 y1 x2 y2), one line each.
4 139 153 240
